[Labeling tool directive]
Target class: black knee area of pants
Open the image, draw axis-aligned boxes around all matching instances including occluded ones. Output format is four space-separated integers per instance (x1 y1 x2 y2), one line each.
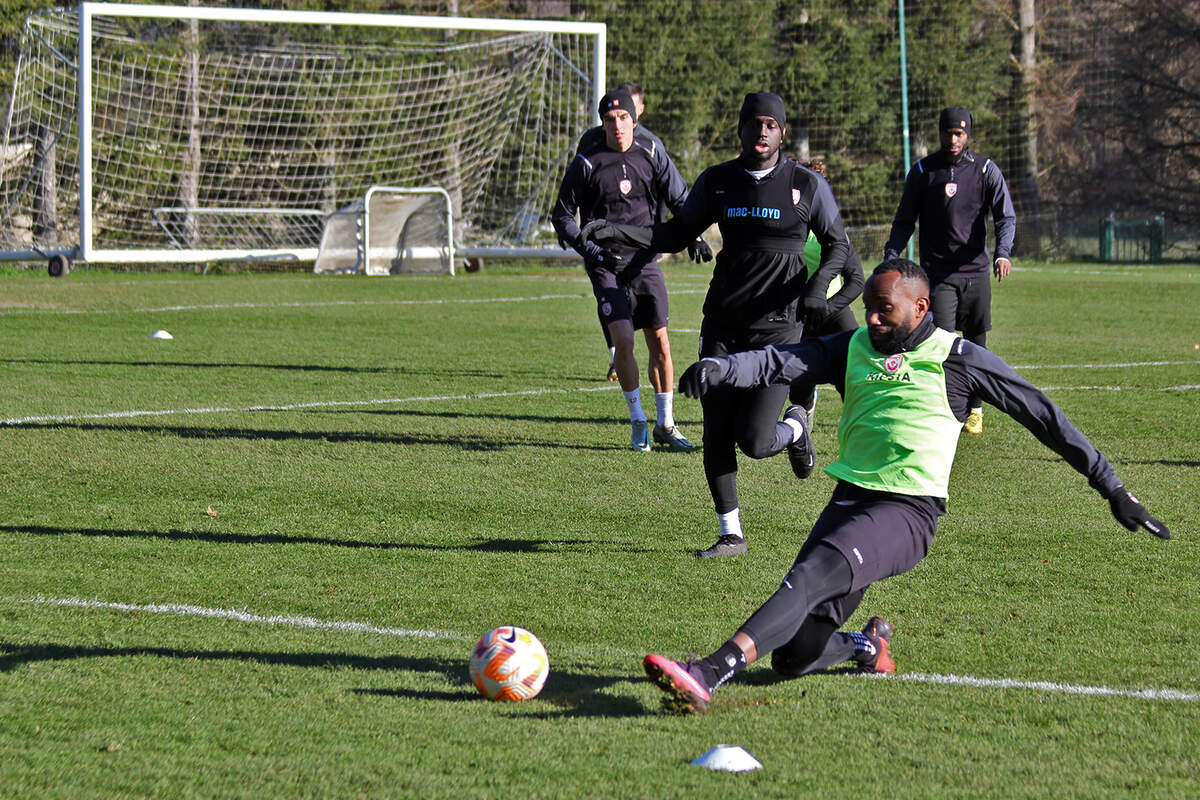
770 615 840 676
739 543 854 654
737 424 785 459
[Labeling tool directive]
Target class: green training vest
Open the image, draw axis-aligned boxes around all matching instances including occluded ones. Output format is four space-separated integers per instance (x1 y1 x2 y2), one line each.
826 326 962 498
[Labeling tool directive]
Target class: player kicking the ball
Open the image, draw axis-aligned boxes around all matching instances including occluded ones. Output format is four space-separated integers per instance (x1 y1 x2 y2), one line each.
642 258 1170 714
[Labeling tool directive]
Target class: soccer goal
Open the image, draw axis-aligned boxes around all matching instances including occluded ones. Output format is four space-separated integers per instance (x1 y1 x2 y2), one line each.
0 3 604 270
314 186 455 276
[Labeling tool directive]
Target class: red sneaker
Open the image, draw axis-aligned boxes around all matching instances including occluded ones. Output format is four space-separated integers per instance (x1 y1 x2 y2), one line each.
860 616 895 674
643 654 711 715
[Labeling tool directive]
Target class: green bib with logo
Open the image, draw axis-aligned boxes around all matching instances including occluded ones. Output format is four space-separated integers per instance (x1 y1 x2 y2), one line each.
826 326 961 497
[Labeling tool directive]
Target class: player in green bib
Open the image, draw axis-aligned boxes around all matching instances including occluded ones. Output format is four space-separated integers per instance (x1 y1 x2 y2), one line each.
641 258 1170 715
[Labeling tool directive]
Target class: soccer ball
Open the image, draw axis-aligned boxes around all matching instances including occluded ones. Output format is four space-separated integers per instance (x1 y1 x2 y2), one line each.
468 625 549 702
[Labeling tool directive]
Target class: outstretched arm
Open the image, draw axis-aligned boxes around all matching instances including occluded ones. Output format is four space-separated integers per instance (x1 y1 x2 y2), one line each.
955 340 1169 539
678 331 854 398
581 171 716 255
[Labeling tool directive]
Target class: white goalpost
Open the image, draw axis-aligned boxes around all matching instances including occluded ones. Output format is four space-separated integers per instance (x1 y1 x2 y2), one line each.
0 3 605 272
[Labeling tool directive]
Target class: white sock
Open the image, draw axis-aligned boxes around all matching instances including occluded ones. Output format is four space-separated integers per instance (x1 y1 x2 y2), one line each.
654 391 674 429
624 388 646 422
608 345 616 362
971 406 983 414
718 508 743 539
783 415 805 442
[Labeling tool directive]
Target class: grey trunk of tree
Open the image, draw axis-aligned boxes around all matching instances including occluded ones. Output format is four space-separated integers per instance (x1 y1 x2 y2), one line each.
35 123 56 239
1017 0 1040 256
182 13 200 248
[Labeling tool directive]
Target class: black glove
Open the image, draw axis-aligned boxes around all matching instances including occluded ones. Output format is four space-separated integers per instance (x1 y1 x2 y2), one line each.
882 248 899 262
582 241 623 268
580 219 619 246
802 294 829 325
1107 486 1170 539
687 237 713 263
679 357 729 398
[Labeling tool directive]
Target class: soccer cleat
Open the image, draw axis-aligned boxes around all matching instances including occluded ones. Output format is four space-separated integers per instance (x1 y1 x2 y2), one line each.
652 424 697 452
631 419 651 452
607 360 619 382
783 405 816 479
859 616 895 674
965 408 983 435
643 654 711 715
695 534 747 558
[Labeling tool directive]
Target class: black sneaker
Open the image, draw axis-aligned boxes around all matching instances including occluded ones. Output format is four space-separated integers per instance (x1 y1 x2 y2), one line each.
783 405 815 479
695 534 747 558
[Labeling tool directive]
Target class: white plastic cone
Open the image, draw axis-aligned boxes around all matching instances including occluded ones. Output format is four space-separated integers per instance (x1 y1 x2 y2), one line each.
690 744 762 772
150 330 173 339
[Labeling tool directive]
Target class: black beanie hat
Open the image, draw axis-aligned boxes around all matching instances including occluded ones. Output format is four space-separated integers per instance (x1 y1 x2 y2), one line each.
599 89 637 123
739 92 787 130
939 106 973 134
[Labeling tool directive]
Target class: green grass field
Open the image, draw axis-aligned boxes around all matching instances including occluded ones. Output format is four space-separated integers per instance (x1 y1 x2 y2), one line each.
2 261 1198 798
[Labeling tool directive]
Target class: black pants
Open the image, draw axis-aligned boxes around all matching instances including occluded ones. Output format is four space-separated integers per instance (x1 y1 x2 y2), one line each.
699 322 802 514
744 482 943 674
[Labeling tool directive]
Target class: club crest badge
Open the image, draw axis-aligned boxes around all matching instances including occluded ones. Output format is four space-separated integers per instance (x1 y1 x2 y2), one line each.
619 179 632 195
883 353 905 374
944 182 958 198
792 188 801 205
601 301 612 316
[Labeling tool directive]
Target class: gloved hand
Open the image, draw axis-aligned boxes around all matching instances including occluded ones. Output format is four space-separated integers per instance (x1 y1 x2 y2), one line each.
687 237 713 263
1108 486 1170 539
679 357 729 398
882 248 899 262
582 241 623 268
580 219 619 246
802 294 829 325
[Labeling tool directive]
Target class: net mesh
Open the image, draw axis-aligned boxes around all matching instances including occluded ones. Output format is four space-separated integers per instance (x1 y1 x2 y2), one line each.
0 8 597 259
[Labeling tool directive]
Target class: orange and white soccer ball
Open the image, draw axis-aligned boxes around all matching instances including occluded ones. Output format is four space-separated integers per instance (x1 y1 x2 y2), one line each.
468 625 549 701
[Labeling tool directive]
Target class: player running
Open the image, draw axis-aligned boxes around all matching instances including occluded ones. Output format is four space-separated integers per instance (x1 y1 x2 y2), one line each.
553 88 697 453
581 92 853 556
641 258 1169 715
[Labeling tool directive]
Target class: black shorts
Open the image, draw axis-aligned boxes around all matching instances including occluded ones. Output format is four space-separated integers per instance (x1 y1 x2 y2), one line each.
930 272 991 337
588 262 669 331
800 481 944 626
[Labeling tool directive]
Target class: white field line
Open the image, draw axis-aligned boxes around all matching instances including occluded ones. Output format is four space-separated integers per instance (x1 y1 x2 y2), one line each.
3 359 1195 428
23 596 1200 703
0 384 621 426
0 289 705 316
27 596 471 642
871 671 1200 702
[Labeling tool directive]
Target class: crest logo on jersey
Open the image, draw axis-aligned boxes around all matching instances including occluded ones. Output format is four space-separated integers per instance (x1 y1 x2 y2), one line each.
601 301 612 316
619 179 632 195
883 354 905 374
792 188 801 205
944 182 958 198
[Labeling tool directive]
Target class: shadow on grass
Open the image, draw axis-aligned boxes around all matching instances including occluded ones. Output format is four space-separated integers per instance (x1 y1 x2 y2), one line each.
0 357 514 380
18 421 621 452
0 524 657 554
355 670 647 719
0 358 619 385
319 408 625 426
0 641 646 718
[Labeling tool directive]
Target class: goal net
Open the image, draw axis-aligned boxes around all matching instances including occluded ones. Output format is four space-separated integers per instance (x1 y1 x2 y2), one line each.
0 3 604 266
314 186 454 276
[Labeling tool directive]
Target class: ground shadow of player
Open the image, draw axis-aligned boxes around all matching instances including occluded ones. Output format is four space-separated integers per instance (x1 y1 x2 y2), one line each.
331 408 629 427
356 667 645 719
24 421 621 452
0 357 510 380
2 525 656 554
0 641 461 679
